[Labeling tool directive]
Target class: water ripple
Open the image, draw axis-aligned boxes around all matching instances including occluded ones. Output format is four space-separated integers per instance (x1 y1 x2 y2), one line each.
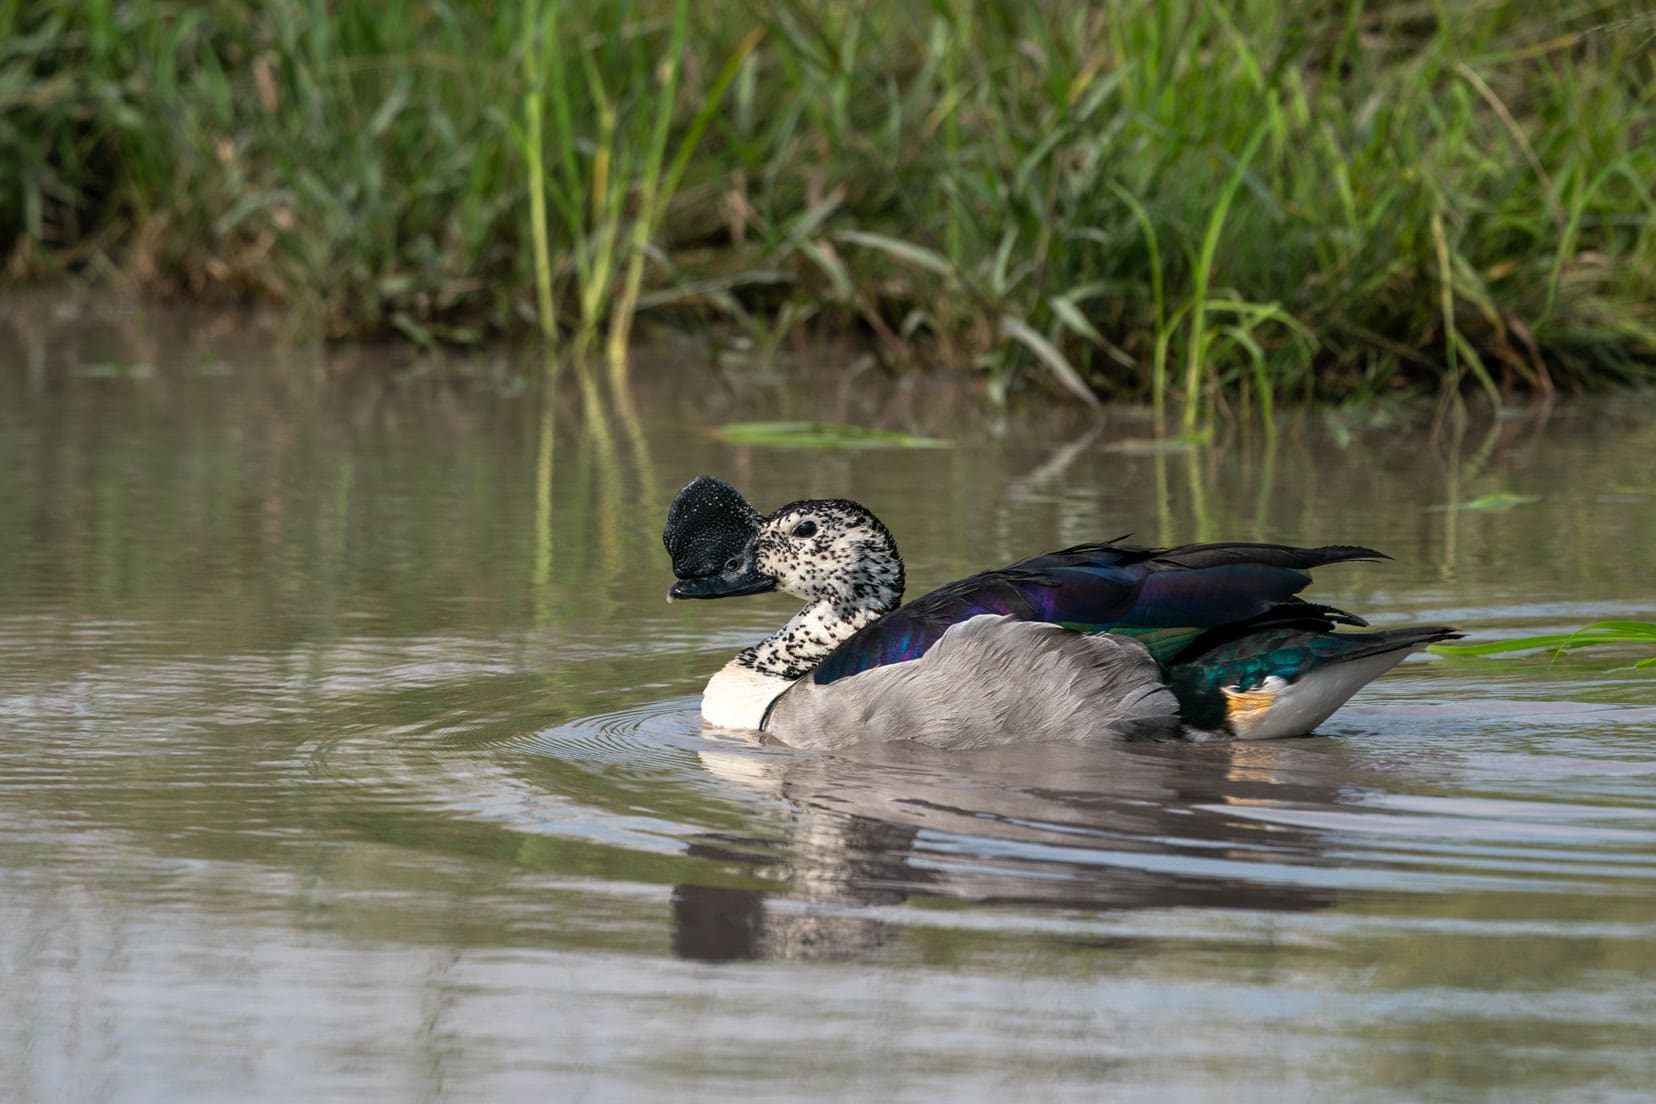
485 690 1656 926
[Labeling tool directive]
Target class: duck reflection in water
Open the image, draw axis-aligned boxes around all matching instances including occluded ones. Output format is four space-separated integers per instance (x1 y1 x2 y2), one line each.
671 735 1359 963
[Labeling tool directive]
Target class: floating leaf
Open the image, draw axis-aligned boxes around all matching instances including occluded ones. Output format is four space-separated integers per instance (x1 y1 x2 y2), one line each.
1427 492 1541 512
74 361 158 379
1104 434 1208 454
714 421 950 449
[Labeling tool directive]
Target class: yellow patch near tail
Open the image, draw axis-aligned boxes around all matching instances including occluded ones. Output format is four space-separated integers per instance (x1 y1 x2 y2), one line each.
1222 686 1277 735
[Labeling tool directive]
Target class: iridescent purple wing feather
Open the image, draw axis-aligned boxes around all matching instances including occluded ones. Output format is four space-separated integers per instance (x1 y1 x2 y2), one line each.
811 542 1384 685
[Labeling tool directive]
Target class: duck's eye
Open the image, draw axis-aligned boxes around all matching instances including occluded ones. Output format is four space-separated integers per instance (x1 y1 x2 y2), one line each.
791 520 817 539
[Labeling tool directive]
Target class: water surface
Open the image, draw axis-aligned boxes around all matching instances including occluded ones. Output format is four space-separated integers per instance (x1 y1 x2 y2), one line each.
3 296 1655 1102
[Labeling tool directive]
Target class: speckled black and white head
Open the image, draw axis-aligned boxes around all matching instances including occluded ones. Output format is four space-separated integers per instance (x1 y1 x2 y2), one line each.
668 490 909 691
690 498 908 683
753 499 905 613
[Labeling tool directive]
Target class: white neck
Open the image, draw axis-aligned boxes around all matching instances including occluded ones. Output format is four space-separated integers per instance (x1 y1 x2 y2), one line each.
701 598 889 729
701 660 794 730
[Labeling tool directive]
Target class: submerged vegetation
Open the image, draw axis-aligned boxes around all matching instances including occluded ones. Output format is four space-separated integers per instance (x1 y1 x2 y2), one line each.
3 1 1654 412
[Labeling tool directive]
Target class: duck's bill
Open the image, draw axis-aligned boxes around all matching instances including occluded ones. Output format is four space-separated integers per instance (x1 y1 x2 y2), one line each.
667 568 777 601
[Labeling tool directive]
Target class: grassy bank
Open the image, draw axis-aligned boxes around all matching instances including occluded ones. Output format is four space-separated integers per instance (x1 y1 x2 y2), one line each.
3 1 1654 414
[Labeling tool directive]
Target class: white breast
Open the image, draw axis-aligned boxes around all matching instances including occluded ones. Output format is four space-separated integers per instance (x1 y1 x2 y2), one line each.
701 661 794 731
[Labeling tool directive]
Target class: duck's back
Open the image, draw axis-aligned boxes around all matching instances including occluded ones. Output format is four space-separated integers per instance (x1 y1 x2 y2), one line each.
808 540 1382 687
765 614 1182 751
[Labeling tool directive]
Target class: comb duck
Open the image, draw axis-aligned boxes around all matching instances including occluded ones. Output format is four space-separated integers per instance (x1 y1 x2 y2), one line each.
663 476 1456 751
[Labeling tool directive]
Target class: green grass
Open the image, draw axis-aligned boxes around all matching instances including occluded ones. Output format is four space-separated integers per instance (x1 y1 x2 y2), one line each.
1433 620 1656 670
3 1 1654 409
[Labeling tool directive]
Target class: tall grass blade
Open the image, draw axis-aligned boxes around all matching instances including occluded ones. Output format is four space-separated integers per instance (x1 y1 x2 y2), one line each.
522 0 558 350
1183 120 1271 433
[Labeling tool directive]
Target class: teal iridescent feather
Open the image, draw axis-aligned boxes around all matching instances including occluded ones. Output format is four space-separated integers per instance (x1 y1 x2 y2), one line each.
1166 622 1461 730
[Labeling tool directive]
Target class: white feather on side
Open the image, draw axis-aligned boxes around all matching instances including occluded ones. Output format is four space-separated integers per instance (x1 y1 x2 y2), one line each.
1227 649 1418 740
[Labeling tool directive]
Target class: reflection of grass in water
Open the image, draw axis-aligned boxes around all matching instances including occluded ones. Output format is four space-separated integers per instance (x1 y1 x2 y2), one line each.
1433 621 1656 670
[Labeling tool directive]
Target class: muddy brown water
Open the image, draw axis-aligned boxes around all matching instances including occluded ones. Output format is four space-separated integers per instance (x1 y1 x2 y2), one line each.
3 296 1654 1102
